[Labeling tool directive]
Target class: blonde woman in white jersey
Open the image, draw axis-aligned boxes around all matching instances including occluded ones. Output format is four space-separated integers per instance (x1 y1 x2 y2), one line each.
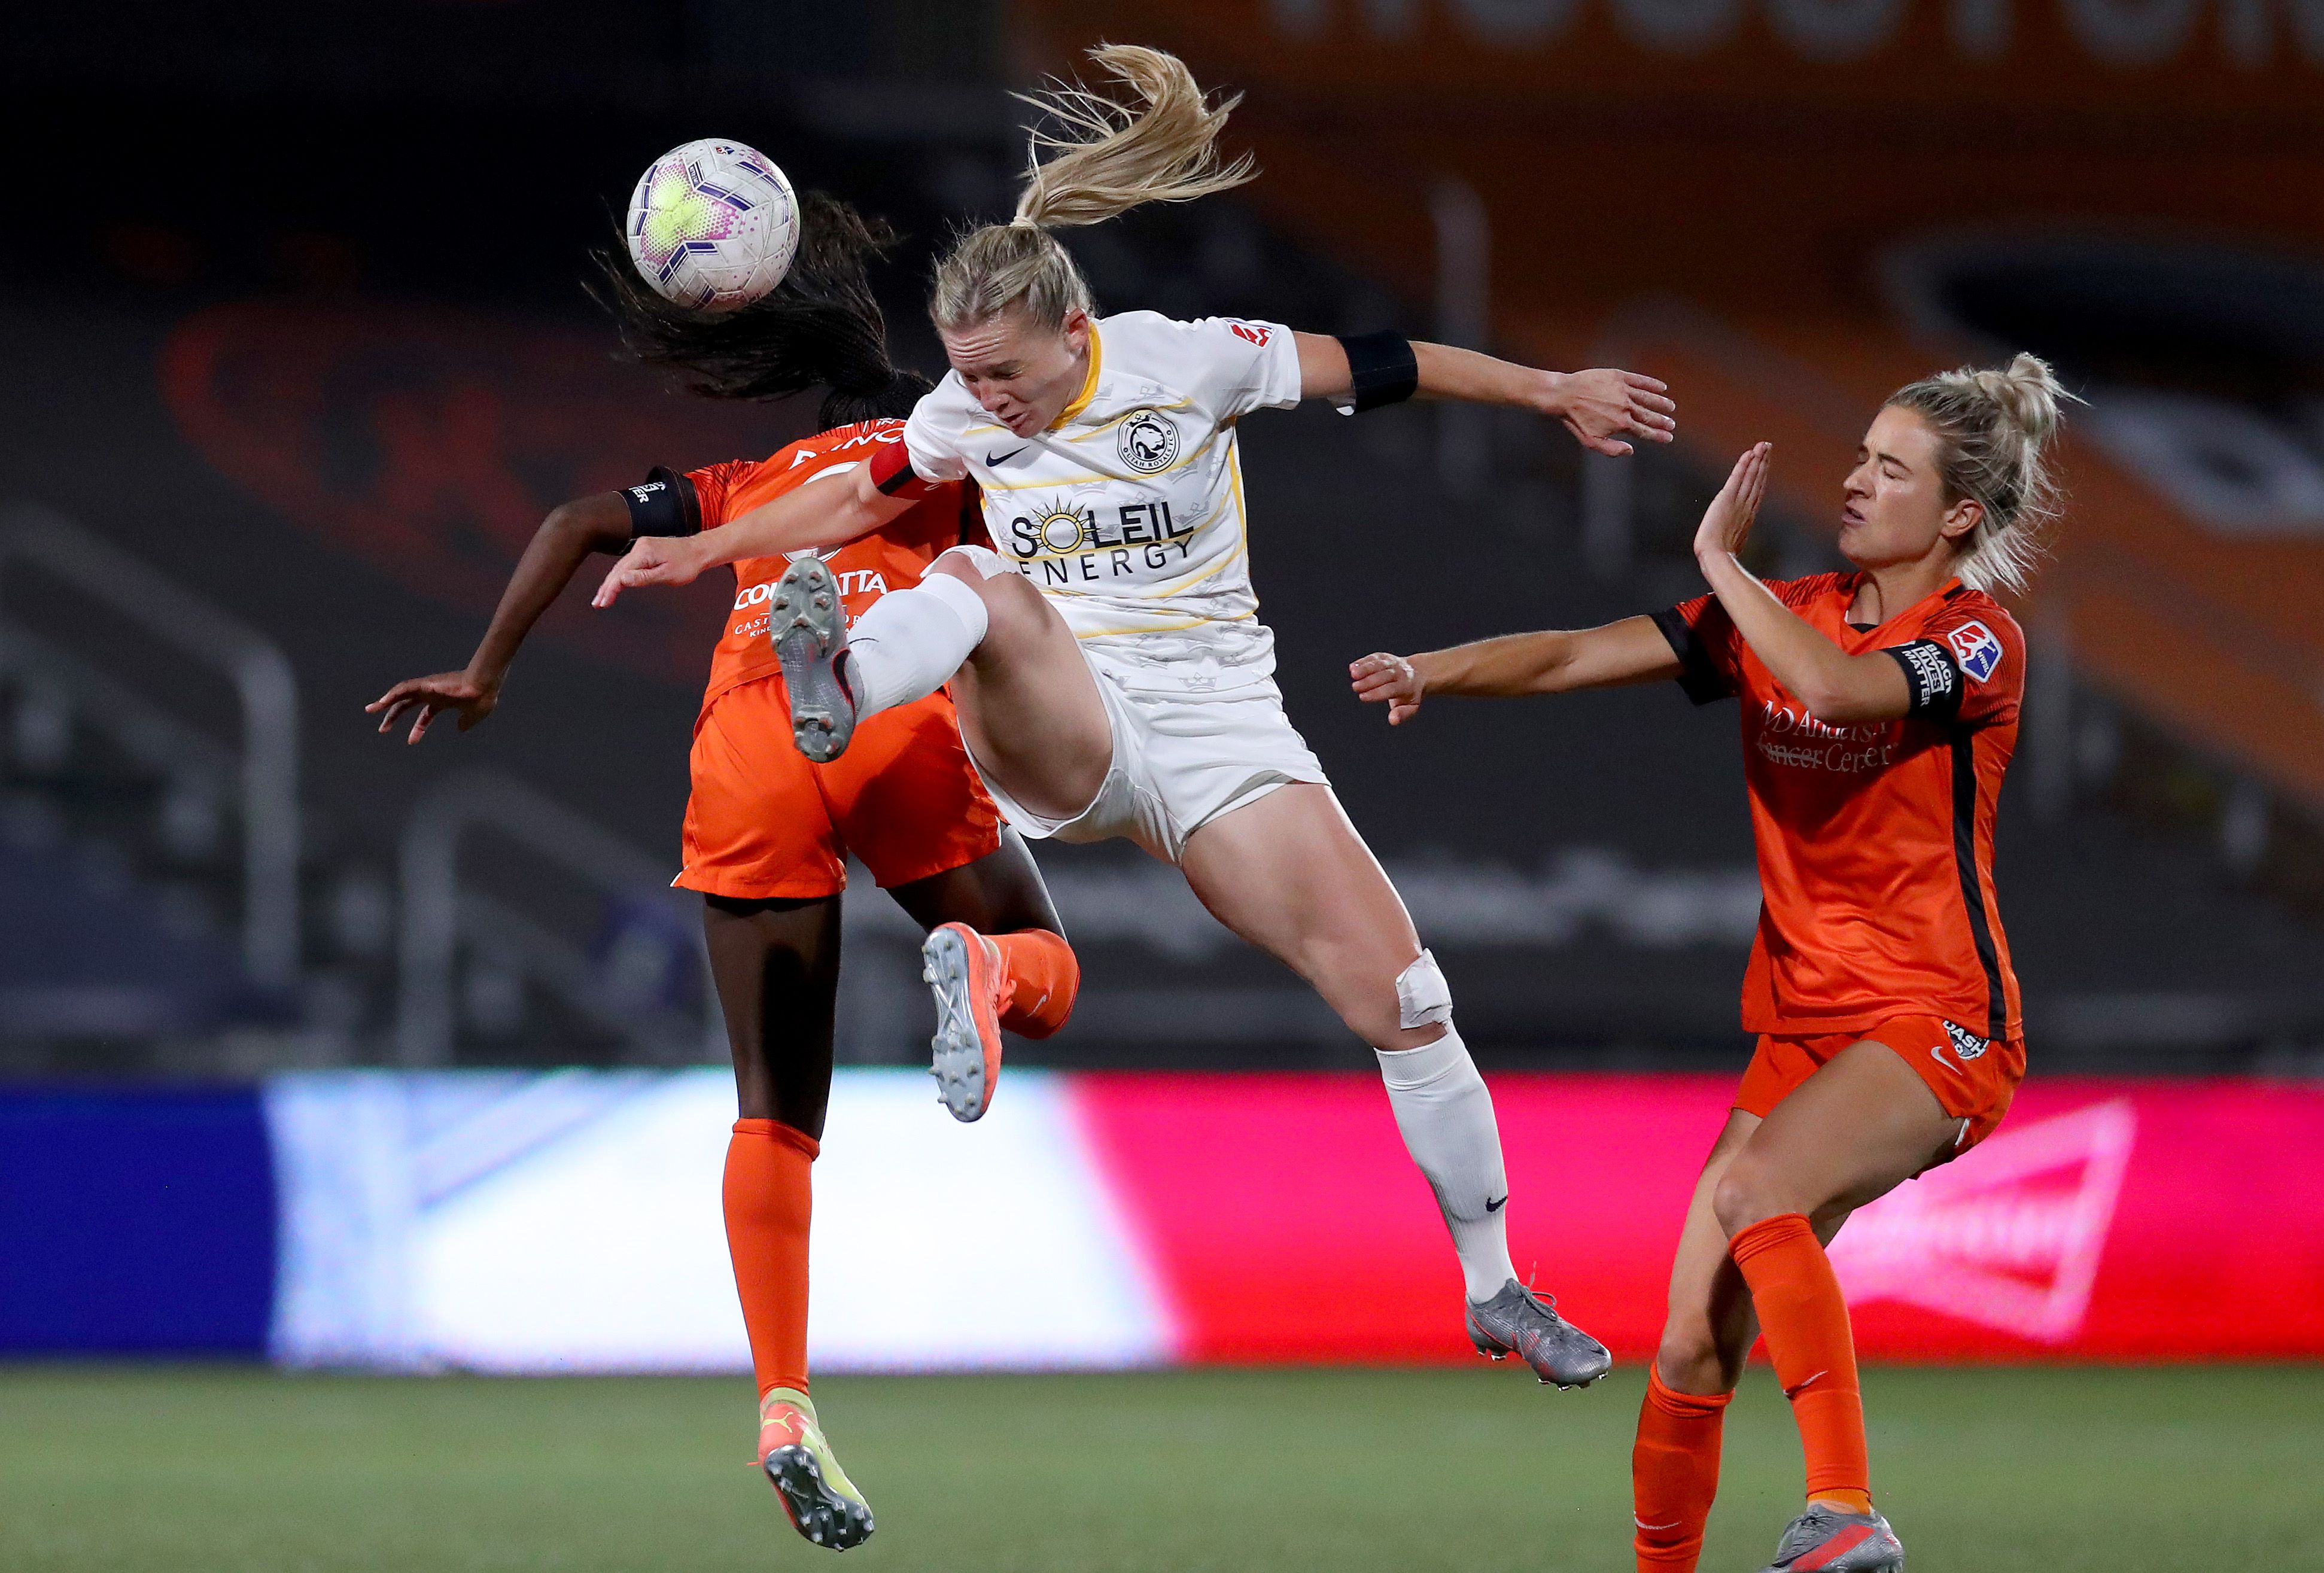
597 45 1676 1385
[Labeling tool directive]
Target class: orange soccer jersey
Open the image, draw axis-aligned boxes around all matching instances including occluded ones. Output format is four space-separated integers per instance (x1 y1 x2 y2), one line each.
688 420 990 711
658 419 1002 899
1654 573 2025 1042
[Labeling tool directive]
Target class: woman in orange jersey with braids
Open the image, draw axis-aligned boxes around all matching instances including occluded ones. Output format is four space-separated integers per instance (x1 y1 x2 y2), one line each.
1355 355 2070 1573
367 194 1078 1553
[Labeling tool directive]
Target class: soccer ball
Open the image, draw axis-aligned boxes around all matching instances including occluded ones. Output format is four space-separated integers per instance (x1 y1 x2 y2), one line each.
626 139 800 311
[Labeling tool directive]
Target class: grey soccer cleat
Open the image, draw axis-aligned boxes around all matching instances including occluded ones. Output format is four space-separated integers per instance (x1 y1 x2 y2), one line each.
1465 1278 1613 1389
771 555 859 763
923 922 1004 1122
1754 1505 1903 1573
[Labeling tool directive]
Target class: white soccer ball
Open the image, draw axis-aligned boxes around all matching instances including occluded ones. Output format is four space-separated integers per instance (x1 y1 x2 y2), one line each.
625 139 800 311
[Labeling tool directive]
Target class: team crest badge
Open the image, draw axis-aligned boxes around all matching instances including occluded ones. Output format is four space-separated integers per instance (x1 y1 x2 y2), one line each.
1947 620 2003 683
1118 409 1180 475
1943 1020 1991 1061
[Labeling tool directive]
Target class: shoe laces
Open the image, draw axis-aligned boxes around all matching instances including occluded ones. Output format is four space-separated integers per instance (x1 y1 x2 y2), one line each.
1517 1264 1560 1317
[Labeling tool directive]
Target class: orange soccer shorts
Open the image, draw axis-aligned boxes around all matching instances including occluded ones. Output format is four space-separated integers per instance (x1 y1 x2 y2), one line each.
1735 1015 2026 1164
677 676 1002 900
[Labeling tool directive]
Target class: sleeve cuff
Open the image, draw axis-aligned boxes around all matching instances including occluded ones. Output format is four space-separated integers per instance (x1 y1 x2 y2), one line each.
1651 607 1734 706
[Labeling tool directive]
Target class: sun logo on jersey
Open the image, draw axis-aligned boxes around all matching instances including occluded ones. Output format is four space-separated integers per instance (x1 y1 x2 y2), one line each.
1033 509 1089 555
1118 409 1180 475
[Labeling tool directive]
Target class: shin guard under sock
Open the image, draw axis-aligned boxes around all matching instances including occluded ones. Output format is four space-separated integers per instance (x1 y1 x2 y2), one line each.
1632 1364 1733 1572
723 1119 817 1399
845 571 989 718
1729 1212 1872 1513
1375 1026 1518 1301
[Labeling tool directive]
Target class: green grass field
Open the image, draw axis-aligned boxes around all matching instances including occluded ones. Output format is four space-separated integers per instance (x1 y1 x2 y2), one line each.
3 1365 2313 1571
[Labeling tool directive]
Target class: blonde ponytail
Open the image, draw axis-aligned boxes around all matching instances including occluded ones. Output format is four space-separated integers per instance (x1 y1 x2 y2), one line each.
931 45 1257 333
1886 352 2074 598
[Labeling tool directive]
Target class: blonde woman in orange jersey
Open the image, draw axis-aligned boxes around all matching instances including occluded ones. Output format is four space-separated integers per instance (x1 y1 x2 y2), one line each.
1354 356 2069 1573
596 45 1678 1386
369 196 1081 1553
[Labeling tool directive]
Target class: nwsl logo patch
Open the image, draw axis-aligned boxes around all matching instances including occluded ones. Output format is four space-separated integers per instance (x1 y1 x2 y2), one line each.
1947 620 2004 683
1228 322 1274 346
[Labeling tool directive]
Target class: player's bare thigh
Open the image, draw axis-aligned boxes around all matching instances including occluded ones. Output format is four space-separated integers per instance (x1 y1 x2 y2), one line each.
1712 1039 1960 1238
1176 783 1435 1050
1657 1109 1851 1396
927 556 1111 823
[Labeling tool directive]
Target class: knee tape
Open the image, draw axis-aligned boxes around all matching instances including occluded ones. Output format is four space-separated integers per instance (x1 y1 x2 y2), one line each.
935 543 1012 580
1395 948 1453 1031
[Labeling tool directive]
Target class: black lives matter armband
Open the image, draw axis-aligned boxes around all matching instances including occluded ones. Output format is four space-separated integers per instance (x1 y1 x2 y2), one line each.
622 467 700 538
868 440 936 501
1336 330 1419 413
1884 640 1964 719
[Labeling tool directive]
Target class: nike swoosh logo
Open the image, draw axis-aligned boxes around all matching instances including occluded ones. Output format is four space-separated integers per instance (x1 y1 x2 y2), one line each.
985 446 1029 465
1485 1194 1508 1213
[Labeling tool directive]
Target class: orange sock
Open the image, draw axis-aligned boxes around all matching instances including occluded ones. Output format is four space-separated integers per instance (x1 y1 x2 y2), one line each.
1633 1365 1733 1572
990 929 1079 1039
723 1119 816 1399
1729 1213 1872 1516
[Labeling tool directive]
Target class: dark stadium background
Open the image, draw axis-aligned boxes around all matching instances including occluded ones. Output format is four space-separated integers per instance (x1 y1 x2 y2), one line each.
8 0 2323 1078
3 7 2322 1570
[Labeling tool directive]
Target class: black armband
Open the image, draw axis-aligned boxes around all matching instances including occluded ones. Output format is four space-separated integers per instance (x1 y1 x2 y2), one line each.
1336 329 1419 413
1651 607 1736 706
1884 640 1964 719
622 467 700 539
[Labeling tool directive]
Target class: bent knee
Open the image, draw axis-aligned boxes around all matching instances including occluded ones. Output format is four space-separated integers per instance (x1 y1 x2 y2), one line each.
1711 1158 1786 1239
1337 948 1452 1051
959 565 1055 644
1654 1325 1739 1396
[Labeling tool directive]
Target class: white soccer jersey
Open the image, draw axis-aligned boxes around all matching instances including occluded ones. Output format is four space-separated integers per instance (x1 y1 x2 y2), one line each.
902 311 1303 692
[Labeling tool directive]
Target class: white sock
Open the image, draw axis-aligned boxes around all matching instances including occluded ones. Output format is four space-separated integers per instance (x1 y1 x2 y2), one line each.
845 572 988 718
1375 1024 1517 1303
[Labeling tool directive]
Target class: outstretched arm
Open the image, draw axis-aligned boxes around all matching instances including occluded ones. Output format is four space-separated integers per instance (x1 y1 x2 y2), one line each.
367 492 632 743
592 463 909 607
1692 443 1909 724
1350 617 1681 725
1294 333 1675 457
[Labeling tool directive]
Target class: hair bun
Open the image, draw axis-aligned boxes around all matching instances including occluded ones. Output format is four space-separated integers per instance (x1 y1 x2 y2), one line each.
1973 352 2065 445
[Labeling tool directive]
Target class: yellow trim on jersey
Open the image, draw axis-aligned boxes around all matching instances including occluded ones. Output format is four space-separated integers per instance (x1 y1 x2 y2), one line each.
1225 434 1260 614
972 422 1223 492
1145 538 1248 598
965 397 1194 457
1073 398 1196 436
1073 609 1260 639
1048 325 1105 430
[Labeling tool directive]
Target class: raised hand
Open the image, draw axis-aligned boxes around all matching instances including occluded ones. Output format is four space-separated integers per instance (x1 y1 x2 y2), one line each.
1693 442 1772 562
592 534 704 608
1551 369 1677 457
366 671 498 745
1349 652 1426 726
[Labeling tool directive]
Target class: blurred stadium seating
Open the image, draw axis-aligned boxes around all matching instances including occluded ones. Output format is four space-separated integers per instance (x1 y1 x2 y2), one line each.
2 0 2321 1090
